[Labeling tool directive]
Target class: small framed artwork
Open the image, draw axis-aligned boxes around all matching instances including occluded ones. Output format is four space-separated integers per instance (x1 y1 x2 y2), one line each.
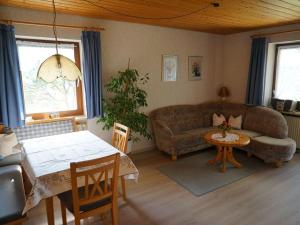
162 55 178 81
188 56 203 81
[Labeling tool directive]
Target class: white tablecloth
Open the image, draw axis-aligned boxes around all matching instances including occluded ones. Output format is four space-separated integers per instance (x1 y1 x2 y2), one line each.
211 133 240 142
21 131 139 213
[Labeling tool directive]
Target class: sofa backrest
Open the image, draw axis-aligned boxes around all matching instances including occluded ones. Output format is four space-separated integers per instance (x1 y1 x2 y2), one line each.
243 106 288 138
14 118 75 142
150 102 288 138
218 102 248 120
149 105 204 133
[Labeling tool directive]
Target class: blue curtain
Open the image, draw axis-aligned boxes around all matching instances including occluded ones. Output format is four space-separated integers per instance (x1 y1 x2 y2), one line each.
246 37 267 105
0 24 25 128
81 31 102 119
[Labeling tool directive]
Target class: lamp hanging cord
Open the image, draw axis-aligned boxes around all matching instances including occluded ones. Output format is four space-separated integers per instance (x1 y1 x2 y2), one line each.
52 0 58 55
82 0 219 20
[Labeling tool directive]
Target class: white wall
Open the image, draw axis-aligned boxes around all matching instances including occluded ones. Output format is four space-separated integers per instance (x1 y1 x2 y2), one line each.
1 5 299 152
223 23 300 103
0 6 224 152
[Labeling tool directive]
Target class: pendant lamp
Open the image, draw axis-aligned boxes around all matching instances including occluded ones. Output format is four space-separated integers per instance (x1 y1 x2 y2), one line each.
37 0 82 83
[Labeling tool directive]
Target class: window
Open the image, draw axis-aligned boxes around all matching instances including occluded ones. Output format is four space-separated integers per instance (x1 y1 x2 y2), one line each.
17 39 83 117
274 43 300 101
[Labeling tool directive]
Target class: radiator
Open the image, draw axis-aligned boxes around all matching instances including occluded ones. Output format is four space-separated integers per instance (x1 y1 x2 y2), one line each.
284 115 300 149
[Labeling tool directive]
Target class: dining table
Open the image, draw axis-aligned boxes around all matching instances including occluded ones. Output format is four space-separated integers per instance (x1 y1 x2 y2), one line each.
21 130 139 225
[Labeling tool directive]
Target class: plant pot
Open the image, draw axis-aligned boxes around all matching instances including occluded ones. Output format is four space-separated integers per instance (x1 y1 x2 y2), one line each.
222 130 226 138
126 139 133 154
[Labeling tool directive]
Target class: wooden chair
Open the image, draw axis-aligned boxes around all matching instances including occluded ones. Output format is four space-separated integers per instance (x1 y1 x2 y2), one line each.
112 123 130 201
58 153 120 225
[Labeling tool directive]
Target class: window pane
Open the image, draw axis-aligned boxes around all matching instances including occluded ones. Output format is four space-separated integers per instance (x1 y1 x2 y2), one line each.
274 45 300 101
17 41 78 114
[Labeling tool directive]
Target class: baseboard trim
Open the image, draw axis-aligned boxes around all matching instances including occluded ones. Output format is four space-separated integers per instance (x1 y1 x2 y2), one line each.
131 145 155 154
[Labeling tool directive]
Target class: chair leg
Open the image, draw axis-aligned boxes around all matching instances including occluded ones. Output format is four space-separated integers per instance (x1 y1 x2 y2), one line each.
60 202 67 225
111 199 119 225
111 206 119 225
75 218 81 225
121 176 127 201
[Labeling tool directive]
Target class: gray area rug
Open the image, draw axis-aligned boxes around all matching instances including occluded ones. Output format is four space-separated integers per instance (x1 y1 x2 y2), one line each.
159 149 268 196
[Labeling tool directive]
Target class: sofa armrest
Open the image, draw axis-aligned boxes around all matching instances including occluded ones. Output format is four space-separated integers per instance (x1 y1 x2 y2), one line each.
0 165 26 224
154 120 174 137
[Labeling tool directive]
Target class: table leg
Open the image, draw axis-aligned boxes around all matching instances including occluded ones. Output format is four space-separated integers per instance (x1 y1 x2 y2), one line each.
221 146 227 173
45 197 55 225
227 147 242 168
208 146 222 165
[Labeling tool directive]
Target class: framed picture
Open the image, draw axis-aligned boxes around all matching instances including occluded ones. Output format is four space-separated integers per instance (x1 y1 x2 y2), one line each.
188 56 203 81
162 55 178 81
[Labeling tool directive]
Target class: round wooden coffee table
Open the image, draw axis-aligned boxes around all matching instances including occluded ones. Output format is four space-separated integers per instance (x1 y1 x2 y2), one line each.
204 131 250 173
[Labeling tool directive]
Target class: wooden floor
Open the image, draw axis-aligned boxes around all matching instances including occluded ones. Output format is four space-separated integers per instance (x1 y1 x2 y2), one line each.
24 149 300 225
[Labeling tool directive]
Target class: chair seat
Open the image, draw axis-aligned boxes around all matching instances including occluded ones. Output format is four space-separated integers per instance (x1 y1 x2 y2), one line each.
0 165 26 224
57 183 111 213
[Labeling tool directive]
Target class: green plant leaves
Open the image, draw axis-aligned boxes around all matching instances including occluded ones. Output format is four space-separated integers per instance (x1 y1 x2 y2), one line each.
97 68 151 141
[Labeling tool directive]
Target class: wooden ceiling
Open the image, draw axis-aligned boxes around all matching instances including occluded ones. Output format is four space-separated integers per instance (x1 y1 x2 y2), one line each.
1 0 300 34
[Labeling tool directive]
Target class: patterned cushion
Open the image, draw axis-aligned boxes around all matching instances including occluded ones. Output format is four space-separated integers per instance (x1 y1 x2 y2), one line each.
213 113 226 127
14 119 74 141
228 115 242 129
0 133 19 161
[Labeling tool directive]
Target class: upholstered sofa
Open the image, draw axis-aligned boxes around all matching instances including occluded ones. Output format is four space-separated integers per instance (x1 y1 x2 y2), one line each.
149 102 296 167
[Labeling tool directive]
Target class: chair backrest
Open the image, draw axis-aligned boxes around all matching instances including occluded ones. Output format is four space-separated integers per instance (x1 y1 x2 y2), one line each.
14 118 75 141
70 153 120 216
112 123 130 153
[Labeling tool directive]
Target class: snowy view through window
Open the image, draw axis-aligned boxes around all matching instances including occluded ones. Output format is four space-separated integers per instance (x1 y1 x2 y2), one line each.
17 41 78 114
275 45 300 101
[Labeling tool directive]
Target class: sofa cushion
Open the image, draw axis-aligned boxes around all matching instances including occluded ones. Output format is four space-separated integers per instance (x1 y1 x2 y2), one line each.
0 153 22 167
253 136 296 147
183 127 215 137
228 115 242 129
0 133 19 160
173 127 215 149
233 129 261 138
249 136 296 162
213 113 225 127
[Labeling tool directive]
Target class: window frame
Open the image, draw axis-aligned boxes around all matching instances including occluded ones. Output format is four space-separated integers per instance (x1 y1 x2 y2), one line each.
272 42 300 99
17 38 84 118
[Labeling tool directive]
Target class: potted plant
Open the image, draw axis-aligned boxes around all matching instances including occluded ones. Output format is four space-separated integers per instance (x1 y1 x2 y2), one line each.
98 62 151 152
218 121 232 138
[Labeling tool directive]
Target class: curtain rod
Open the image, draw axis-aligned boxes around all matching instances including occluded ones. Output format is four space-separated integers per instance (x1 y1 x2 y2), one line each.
251 28 300 38
0 19 105 31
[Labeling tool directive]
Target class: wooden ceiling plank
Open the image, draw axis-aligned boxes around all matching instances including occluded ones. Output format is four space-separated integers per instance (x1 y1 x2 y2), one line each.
230 0 297 19
241 0 300 17
264 0 300 9
0 0 299 34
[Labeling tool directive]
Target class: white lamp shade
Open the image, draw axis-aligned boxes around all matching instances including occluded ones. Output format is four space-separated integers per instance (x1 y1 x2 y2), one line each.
37 54 82 83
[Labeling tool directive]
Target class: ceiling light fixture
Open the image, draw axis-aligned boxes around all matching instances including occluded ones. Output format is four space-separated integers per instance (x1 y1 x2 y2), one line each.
37 0 82 83
211 2 220 8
